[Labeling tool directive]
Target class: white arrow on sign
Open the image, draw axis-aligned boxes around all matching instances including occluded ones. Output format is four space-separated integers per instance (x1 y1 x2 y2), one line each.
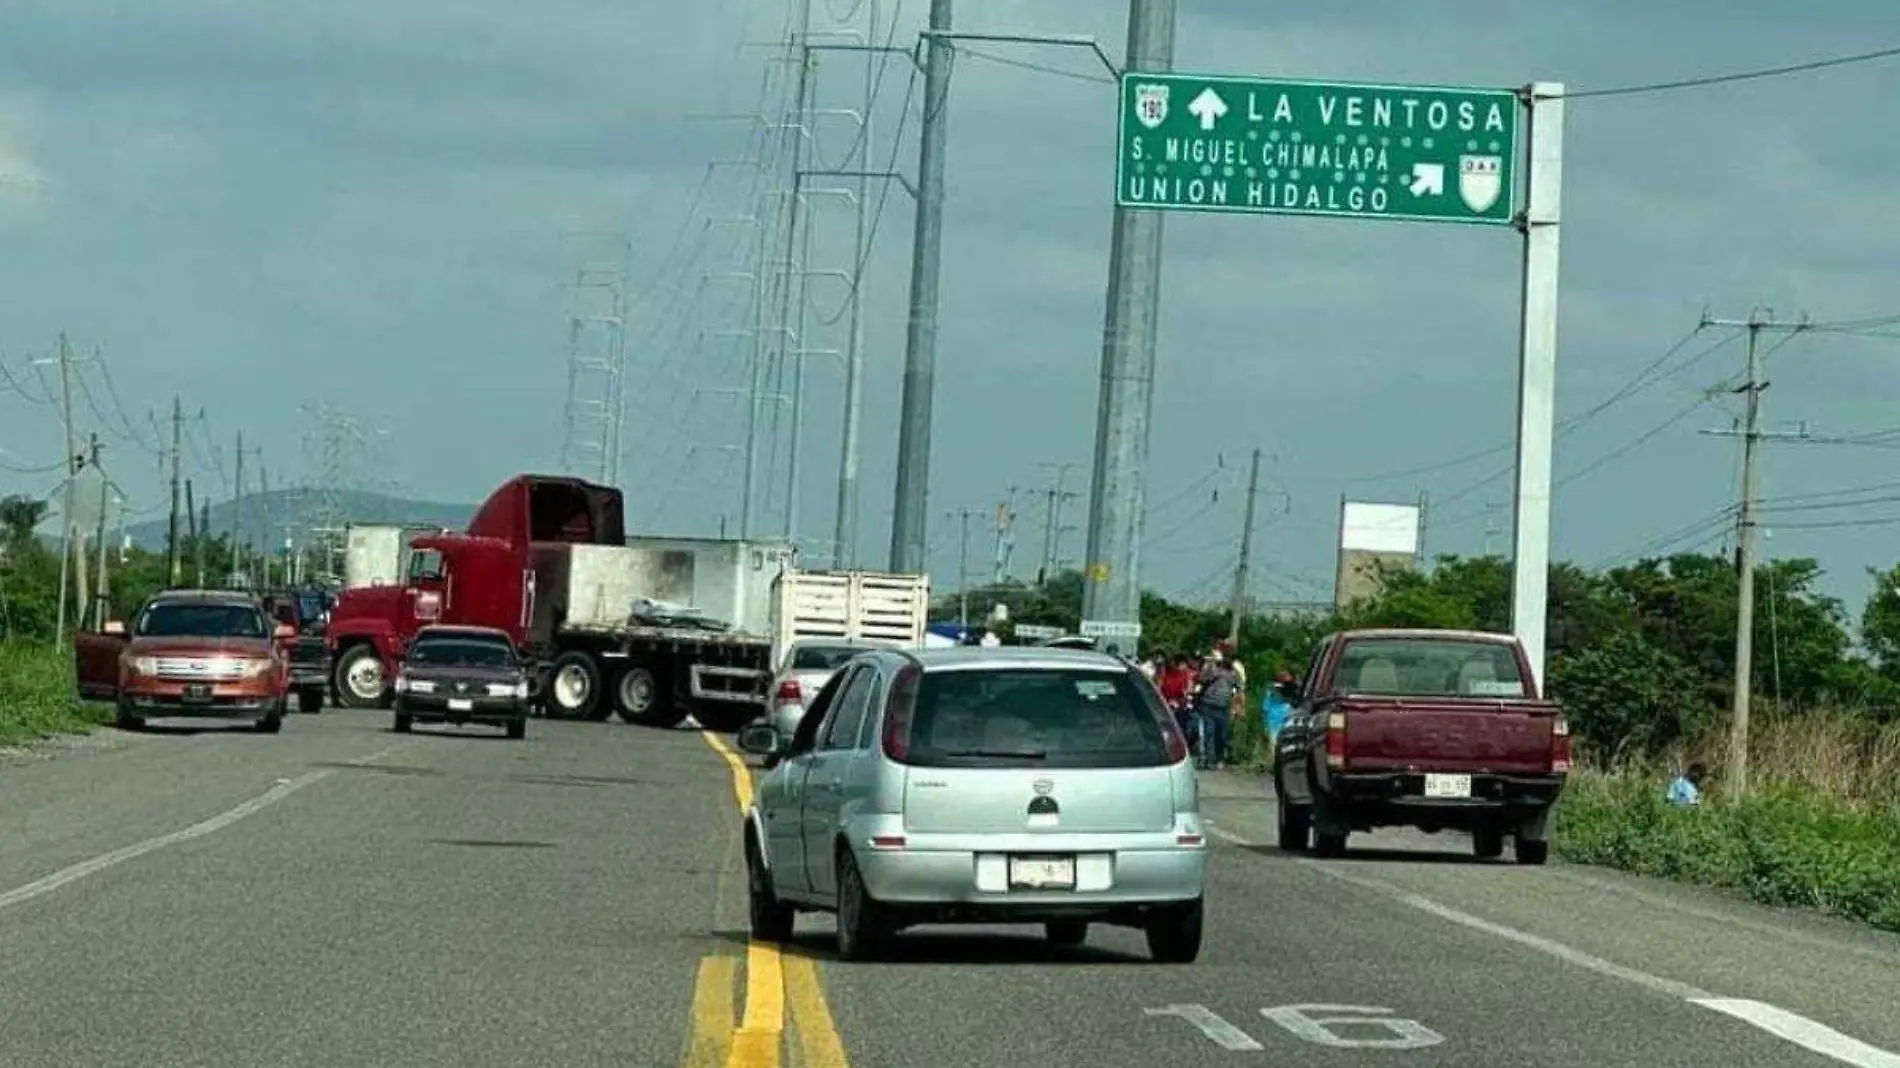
1187 87 1228 132
1407 162 1445 197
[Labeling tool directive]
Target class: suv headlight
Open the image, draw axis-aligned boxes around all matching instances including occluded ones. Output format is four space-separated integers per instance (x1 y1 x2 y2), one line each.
125 655 159 675
486 681 529 699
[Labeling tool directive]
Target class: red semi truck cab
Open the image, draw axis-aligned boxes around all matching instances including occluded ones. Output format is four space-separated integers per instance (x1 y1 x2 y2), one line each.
1270 628 1570 865
325 476 621 709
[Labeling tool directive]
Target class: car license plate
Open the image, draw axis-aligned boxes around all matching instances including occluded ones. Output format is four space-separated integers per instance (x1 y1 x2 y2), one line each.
448 698 473 712
181 684 213 703
1008 854 1076 890
1424 773 1472 799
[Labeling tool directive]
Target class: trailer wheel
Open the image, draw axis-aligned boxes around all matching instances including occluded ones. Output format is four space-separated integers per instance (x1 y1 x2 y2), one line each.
545 651 604 720
615 666 684 728
333 645 387 709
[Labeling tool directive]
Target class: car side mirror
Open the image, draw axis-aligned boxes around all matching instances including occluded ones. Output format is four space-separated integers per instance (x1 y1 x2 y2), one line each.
273 624 296 640
737 723 782 760
102 620 126 636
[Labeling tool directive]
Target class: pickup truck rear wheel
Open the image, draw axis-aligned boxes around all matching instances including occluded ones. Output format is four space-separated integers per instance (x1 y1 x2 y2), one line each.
297 686 324 714
545 651 603 720
1472 827 1505 860
333 646 387 709
1276 801 1312 851
1313 830 1349 858
1515 838 1550 866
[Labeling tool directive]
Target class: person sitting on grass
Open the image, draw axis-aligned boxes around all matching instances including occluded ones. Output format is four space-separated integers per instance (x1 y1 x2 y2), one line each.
1666 762 1707 807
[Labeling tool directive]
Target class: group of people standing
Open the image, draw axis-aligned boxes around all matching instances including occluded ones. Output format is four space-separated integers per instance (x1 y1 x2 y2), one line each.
1144 642 1247 770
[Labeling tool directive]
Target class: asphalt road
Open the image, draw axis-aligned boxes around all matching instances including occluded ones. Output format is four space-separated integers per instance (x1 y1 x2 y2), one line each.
3 710 1897 1068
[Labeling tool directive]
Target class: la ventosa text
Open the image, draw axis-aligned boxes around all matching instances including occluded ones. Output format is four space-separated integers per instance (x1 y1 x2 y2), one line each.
1127 90 1509 213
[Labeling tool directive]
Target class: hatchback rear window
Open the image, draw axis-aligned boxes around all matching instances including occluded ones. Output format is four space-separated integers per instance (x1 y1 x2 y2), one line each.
1334 638 1527 698
904 667 1173 768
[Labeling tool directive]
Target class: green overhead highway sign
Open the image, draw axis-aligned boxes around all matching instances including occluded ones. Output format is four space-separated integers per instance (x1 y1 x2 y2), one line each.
1115 72 1520 225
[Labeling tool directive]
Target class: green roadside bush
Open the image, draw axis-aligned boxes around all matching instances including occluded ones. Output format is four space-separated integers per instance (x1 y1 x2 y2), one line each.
1555 769 1900 934
0 641 108 745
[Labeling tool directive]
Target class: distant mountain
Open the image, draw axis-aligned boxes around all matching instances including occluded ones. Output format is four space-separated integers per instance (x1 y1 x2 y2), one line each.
122 488 474 550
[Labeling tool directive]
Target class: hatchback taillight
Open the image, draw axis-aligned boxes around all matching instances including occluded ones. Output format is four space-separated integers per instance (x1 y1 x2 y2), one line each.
774 679 802 705
1324 711 1347 769
881 662 922 761
1550 716 1573 774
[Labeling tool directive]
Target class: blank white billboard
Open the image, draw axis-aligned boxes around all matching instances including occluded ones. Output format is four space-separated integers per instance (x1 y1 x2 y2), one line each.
1339 502 1421 555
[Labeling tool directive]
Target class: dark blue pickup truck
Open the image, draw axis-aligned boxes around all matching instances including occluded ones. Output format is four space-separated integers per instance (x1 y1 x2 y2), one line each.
262 587 333 714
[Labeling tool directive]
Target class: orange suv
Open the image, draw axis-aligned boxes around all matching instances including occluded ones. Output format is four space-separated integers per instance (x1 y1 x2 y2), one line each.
75 589 295 733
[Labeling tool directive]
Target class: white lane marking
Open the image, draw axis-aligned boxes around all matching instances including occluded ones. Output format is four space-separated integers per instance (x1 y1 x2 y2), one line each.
1205 819 1709 999
0 740 415 913
1144 1005 1264 1050
1205 819 1900 1064
1259 1004 1445 1050
1693 1000 1900 1068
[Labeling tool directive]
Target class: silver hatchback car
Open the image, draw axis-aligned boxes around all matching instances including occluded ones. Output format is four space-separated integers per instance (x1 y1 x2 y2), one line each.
734 646 1207 963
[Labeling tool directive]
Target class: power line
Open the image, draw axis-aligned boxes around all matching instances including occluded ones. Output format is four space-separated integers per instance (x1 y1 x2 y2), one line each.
1763 513 1900 531
0 358 53 405
1590 505 1736 569
954 45 1111 84
1758 491 1900 515
1760 476 1900 507
1345 325 1732 487
1564 43 1900 100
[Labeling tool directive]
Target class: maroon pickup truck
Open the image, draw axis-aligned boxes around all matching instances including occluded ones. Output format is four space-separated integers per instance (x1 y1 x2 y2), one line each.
1271 628 1570 864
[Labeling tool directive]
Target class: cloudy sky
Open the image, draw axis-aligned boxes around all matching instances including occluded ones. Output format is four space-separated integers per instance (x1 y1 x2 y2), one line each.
3 0 1899 614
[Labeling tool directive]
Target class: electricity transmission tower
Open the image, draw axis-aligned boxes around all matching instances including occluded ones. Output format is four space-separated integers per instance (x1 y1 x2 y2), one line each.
559 230 631 487
299 403 374 582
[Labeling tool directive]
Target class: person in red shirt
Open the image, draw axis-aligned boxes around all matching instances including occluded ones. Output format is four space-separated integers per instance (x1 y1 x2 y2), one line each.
1156 652 1196 748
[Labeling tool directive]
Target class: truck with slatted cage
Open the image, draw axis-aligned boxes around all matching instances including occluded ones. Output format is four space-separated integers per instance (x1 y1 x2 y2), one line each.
322 474 927 732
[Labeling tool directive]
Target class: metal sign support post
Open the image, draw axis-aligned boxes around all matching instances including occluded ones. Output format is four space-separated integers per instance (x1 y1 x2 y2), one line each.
1507 82 1564 693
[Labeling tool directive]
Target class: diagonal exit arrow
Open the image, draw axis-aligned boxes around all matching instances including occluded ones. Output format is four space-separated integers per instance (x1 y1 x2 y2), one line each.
1407 162 1445 197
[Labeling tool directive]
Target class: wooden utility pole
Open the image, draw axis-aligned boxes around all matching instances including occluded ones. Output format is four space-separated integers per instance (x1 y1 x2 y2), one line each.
167 396 183 585
231 430 245 588
1227 448 1263 647
90 436 109 629
951 507 978 627
258 462 272 588
1699 311 1809 800
1036 462 1079 586
51 334 78 647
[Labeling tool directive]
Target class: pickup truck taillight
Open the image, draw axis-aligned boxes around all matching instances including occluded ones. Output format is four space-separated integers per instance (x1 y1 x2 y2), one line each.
1324 711 1348 769
774 679 802 706
1551 716 1573 773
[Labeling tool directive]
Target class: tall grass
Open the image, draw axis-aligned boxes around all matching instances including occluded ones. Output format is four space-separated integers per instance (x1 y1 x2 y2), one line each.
1560 708 1900 932
0 641 108 745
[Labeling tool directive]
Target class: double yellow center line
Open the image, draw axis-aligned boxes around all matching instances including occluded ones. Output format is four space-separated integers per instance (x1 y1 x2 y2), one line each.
689 732 849 1068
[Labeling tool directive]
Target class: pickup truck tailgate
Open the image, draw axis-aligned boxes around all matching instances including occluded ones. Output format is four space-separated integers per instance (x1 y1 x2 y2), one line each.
1339 697 1558 774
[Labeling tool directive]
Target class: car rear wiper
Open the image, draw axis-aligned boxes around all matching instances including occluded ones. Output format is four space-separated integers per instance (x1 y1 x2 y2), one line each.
939 747 1049 760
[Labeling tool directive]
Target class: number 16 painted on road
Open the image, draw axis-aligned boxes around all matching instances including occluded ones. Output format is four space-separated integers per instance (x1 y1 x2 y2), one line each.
1147 1003 1446 1051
